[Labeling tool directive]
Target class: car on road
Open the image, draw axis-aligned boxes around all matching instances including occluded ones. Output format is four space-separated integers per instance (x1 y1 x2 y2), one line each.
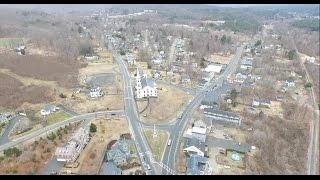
167 139 171 146
147 164 151 170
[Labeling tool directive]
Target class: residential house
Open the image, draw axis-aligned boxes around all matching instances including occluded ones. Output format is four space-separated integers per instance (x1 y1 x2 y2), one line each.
183 137 206 157
106 139 131 166
204 108 241 126
56 127 90 163
240 58 253 70
40 105 60 116
186 120 207 143
285 79 295 87
126 53 136 66
0 112 13 124
14 45 26 55
85 54 99 61
89 86 104 98
234 73 248 83
252 97 271 108
153 71 162 80
181 74 191 84
136 68 157 99
186 154 209 175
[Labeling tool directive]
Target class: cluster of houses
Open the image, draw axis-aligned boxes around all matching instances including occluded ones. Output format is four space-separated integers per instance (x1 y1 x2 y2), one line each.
55 127 90 163
89 86 104 98
0 112 13 124
183 120 212 175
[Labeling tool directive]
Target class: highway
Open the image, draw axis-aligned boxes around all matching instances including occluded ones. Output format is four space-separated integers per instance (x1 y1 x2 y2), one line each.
162 46 244 174
0 110 123 152
107 42 157 175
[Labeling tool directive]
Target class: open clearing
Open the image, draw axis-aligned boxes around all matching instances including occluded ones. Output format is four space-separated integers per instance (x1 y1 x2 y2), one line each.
40 111 71 126
138 84 192 124
144 129 168 162
209 54 233 65
176 143 187 174
76 118 129 175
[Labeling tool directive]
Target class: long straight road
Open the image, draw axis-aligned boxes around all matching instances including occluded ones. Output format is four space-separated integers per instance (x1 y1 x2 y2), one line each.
107 43 157 175
162 46 244 174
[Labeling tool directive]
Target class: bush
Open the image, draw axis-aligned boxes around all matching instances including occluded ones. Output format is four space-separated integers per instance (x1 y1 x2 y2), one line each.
4 147 22 157
288 50 296 60
90 123 97 133
305 82 313 89
47 132 56 141
59 93 67 98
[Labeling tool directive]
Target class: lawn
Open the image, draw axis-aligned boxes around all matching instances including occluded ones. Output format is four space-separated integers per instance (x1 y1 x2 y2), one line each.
144 130 168 162
0 38 23 48
44 111 71 125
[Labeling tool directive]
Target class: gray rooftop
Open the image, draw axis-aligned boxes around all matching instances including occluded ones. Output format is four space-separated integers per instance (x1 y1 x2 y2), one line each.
100 162 122 175
184 137 206 153
241 58 253 66
186 154 207 175
204 108 240 119
141 77 155 88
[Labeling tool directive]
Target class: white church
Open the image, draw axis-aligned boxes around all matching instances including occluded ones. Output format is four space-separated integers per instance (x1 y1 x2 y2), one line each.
135 68 157 99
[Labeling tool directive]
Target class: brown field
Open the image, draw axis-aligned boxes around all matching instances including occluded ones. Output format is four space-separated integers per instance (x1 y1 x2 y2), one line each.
76 118 129 175
0 72 55 109
0 54 84 88
69 94 124 114
139 84 192 124
176 143 186 173
209 54 233 65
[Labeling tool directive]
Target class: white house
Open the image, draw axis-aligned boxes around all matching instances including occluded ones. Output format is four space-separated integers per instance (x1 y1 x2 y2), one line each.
126 53 136 66
40 105 60 116
252 98 271 108
89 86 104 98
204 64 223 74
285 79 295 87
183 146 204 157
136 68 157 99
240 58 253 70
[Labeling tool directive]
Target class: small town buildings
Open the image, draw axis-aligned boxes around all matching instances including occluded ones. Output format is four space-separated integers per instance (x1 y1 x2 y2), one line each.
181 74 191 84
285 79 295 87
0 112 13 124
126 53 136 65
240 58 253 70
40 105 60 116
252 97 271 108
186 154 210 175
136 68 158 99
234 73 248 83
85 54 99 60
183 137 206 157
55 127 90 163
204 108 241 126
184 120 207 143
89 86 104 98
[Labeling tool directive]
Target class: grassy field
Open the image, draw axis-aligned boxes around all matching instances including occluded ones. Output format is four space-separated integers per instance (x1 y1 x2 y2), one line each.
0 38 23 48
144 130 168 162
44 111 71 125
139 84 192 124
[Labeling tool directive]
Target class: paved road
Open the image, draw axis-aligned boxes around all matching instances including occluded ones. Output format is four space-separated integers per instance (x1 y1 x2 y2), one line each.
107 42 157 175
0 116 20 145
0 110 124 152
162 46 244 174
